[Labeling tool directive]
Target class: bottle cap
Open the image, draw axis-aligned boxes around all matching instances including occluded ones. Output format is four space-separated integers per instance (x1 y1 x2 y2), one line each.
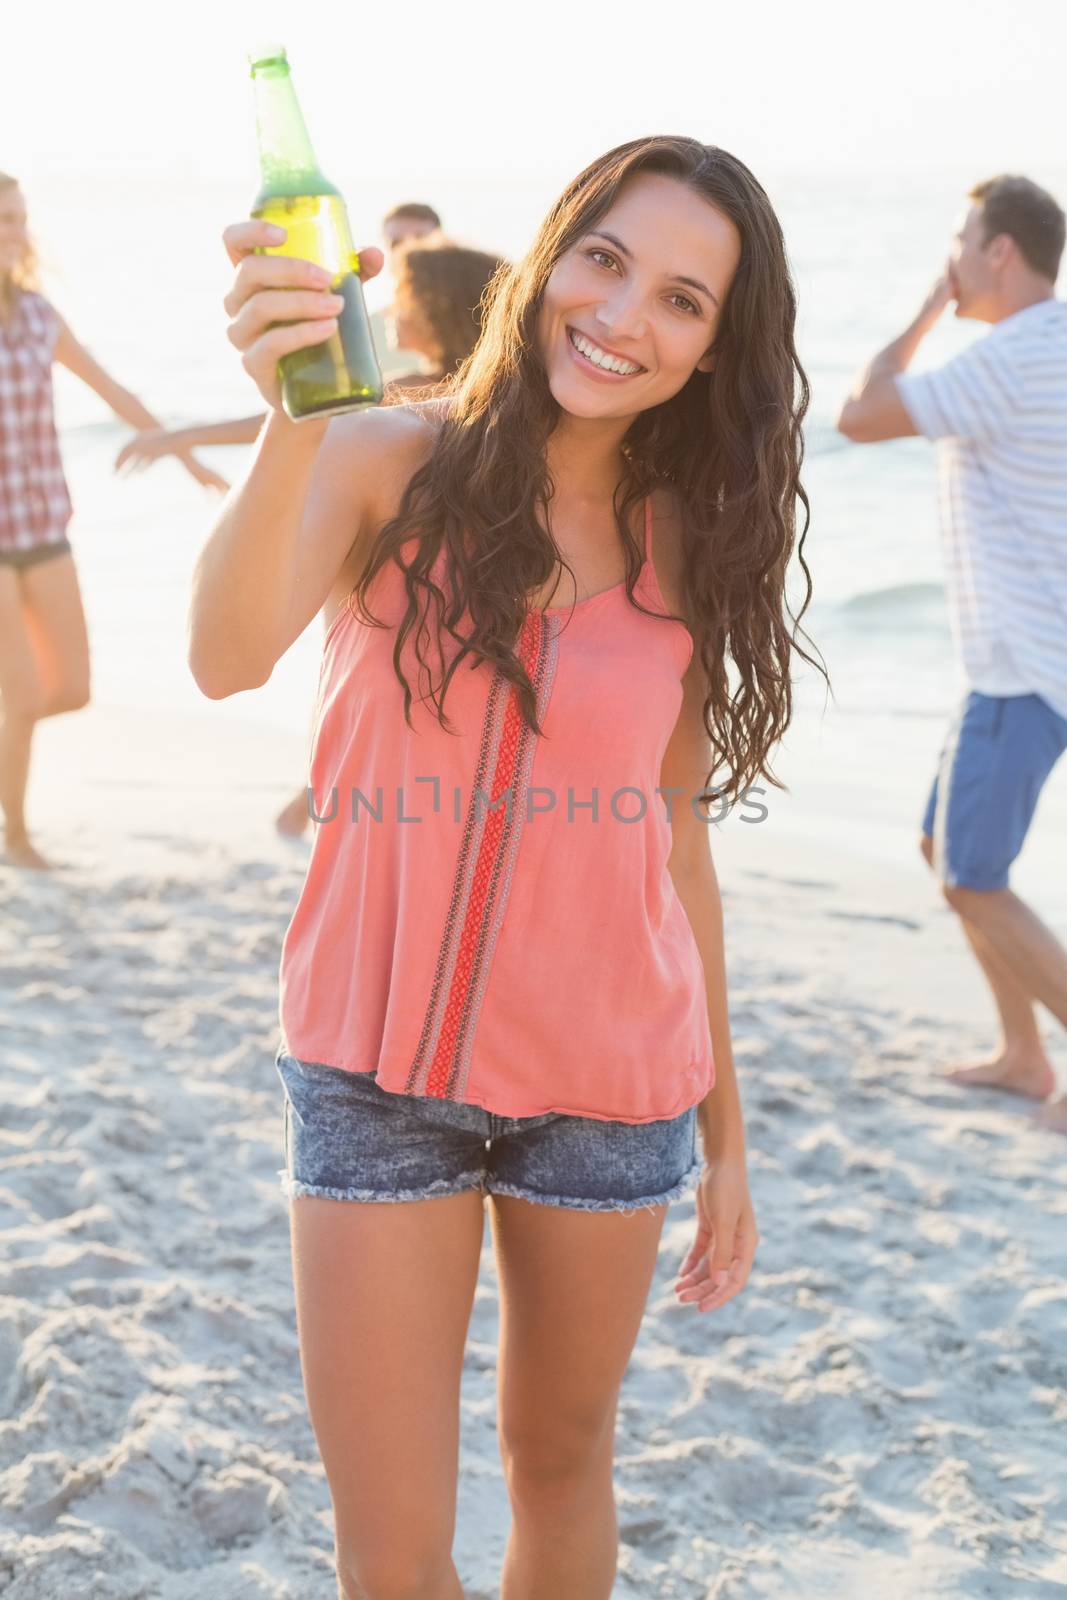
247 43 288 72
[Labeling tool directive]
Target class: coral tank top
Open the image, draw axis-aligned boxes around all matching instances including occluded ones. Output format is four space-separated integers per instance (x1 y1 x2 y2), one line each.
277 494 715 1124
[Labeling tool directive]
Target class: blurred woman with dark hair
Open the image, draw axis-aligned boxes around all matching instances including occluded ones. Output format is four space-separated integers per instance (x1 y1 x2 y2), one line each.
384 238 506 398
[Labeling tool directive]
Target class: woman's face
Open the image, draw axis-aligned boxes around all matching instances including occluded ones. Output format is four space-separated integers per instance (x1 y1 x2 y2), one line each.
0 186 29 276
535 171 741 422
389 288 440 363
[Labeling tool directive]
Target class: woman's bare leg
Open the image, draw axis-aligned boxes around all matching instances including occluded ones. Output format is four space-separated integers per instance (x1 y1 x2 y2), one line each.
0 554 91 869
489 1194 670 1600
0 568 40 860
289 1188 485 1600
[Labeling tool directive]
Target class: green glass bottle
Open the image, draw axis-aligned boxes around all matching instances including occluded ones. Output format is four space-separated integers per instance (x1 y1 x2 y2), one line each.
248 44 384 421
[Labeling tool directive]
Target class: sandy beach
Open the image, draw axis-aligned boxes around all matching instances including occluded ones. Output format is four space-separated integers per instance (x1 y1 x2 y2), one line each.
4 141 1067 1599
2 683 1066 1599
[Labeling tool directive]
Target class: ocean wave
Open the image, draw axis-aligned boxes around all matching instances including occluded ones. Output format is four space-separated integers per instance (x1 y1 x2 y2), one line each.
803 422 851 457
823 702 951 721
838 581 945 616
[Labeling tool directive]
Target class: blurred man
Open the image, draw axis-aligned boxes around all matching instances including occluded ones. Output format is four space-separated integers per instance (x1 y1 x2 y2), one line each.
836 174 1067 1134
377 202 444 375
381 200 442 258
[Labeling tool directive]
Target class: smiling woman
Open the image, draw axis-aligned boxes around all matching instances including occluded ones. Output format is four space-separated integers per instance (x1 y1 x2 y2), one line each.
192 131 824 1600
545 198 731 390
353 138 822 807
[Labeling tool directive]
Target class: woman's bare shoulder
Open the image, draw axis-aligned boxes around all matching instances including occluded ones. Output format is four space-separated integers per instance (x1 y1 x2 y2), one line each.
318 391 451 491
315 395 454 595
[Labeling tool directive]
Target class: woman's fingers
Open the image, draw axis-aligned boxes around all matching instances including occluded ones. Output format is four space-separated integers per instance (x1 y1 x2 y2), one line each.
676 1218 759 1311
226 286 343 347
675 1241 705 1280
241 316 339 376
222 228 384 313
698 1223 759 1311
353 244 384 281
677 1252 741 1306
223 256 335 320
222 218 286 268
221 218 382 410
696 1259 746 1313
675 1226 714 1286
115 438 165 473
198 468 231 493
178 452 231 493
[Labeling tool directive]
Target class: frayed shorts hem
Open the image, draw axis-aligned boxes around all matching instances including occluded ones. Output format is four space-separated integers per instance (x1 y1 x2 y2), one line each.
277 1168 486 1205
277 1153 704 1214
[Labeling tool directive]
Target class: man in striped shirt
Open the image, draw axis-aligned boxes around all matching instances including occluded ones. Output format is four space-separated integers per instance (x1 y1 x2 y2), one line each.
836 174 1067 1135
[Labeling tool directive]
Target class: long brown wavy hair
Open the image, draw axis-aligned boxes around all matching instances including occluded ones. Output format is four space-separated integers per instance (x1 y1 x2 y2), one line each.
0 173 41 320
352 136 826 806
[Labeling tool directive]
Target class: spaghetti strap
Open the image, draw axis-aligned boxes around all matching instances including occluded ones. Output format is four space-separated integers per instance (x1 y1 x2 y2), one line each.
643 493 654 566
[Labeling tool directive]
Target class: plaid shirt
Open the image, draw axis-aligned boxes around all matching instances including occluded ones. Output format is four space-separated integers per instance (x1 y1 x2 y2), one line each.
0 291 74 552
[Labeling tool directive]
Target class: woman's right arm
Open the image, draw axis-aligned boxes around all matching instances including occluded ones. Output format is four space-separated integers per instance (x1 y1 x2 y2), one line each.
189 396 440 700
188 219 389 699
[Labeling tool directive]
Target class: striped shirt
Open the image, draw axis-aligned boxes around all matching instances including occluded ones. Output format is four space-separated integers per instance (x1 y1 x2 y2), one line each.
895 298 1067 721
0 290 74 553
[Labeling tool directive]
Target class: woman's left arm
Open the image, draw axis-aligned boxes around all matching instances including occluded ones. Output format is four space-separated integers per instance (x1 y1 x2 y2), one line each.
659 637 759 1315
52 313 227 492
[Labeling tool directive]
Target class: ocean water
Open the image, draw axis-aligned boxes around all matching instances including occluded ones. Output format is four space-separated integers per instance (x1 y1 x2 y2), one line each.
25 166 1067 749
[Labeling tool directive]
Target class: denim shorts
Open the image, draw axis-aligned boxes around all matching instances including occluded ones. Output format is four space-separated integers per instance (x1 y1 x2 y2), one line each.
922 690 1067 890
0 538 72 570
275 1051 703 1216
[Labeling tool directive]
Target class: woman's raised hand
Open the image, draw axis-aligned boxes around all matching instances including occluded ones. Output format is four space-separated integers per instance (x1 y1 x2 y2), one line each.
221 220 384 412
115 426 187 475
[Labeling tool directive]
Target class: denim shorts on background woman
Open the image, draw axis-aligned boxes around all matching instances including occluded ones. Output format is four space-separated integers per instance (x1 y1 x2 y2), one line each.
275 1051 703 1216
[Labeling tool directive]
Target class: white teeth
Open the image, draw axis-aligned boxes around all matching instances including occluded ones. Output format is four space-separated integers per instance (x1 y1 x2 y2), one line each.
569 328 641 376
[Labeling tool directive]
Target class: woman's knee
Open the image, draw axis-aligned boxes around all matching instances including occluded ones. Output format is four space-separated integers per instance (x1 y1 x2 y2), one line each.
336 1540 456 1600
500 1404 616 1499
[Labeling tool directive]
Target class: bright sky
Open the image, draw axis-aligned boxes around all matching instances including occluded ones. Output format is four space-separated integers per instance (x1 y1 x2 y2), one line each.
6 0 1066 186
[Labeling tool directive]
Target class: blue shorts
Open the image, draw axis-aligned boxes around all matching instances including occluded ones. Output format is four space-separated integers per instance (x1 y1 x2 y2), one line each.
921 690 1067 890
275 1051 703 1216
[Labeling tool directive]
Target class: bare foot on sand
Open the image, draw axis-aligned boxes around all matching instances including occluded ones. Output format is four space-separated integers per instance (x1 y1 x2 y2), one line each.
1032 1095 1067 1134
275 790 311 839
939 1047 1058 1101
2 831 55 871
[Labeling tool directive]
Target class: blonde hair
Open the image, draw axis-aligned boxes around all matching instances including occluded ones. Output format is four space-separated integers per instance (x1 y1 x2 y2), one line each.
0 172 40 307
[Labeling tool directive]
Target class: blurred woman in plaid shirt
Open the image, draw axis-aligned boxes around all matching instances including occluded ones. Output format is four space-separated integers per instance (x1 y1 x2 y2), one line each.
0 172 224 870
